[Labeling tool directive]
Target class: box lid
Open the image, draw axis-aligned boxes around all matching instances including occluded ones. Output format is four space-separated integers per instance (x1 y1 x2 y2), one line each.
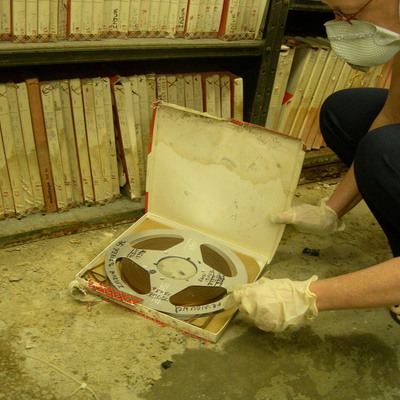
146 103 305 265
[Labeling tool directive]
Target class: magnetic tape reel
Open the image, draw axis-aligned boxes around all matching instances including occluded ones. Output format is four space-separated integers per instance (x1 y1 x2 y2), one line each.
105 229 248 318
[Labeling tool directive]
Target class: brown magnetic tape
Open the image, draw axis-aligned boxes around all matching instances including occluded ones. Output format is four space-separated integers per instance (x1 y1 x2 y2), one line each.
104 229 248 318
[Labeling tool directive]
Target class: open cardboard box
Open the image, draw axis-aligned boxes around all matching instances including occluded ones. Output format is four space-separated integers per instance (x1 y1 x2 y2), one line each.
75 102 305 342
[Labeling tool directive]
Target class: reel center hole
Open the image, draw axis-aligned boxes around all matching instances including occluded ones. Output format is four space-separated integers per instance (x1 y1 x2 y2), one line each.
157 257 197 280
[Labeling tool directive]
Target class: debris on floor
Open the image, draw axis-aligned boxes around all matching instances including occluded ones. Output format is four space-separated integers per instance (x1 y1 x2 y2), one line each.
302 247 320 257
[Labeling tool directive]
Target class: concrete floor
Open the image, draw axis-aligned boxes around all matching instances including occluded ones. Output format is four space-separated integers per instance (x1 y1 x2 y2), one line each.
1 179 399 400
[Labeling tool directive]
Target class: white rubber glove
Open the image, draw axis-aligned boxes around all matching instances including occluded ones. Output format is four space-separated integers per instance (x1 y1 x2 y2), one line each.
270 197 345 236
226 276 319 332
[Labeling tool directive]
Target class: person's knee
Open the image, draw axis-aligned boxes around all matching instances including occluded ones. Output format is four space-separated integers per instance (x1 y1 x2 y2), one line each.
320 90 359 166
354 126 400 190
320 88 388 144
320 90 347 136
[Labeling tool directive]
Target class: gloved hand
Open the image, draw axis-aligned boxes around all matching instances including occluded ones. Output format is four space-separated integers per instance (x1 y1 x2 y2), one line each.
270 197 345 236
226 275 319 332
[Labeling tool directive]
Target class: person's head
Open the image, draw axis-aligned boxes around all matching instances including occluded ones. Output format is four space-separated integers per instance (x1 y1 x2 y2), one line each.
322 0 400 32
322 0 400 69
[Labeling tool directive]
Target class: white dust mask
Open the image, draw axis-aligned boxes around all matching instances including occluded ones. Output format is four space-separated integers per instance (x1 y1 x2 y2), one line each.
324 20 400 68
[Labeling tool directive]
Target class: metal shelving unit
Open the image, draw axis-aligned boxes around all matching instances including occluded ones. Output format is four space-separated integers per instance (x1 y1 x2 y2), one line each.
289 0 329 11
0 0 335 126
0 0 344 247
0 38 267 66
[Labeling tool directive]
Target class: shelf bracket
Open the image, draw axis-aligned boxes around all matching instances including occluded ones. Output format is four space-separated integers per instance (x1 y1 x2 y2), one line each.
250 0 291 127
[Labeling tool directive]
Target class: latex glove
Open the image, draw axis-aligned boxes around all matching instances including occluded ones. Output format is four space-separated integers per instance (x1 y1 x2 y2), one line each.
226 276 319 332
270 197 345 236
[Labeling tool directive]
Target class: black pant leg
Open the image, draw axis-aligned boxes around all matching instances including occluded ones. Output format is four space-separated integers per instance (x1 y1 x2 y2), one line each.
320 88 388 167
354 125 400 256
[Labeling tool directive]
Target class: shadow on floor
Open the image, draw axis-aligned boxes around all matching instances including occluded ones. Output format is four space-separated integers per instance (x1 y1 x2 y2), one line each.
140 325 400 400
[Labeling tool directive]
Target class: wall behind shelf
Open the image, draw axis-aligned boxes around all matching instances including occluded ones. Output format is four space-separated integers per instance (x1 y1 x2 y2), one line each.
285 10 332 38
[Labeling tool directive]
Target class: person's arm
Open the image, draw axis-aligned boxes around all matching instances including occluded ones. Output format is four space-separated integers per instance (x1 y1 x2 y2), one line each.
311 257 400 311
227 257 400 332
325 164 361 218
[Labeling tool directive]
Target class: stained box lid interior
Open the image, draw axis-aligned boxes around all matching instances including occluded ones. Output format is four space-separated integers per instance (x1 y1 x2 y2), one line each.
146 102 305 265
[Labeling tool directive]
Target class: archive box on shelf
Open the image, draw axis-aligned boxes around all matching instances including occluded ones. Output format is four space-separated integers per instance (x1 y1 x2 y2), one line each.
74 102 305 342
